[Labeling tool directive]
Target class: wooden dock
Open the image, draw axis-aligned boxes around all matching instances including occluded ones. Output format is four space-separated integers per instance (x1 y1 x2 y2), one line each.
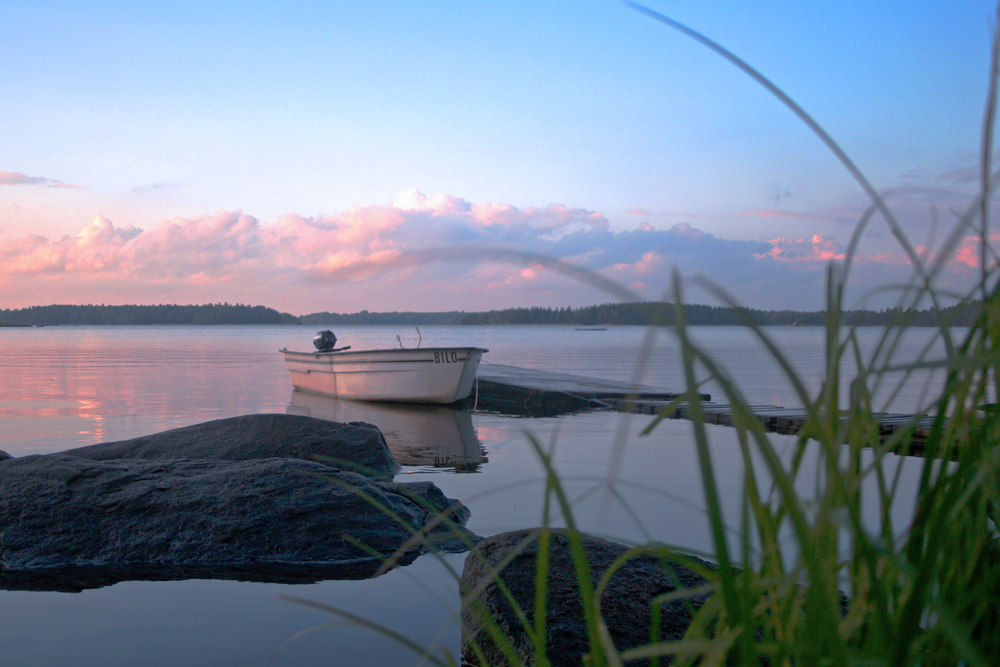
473 364 936 454
605 398 937 452
473 364 707 417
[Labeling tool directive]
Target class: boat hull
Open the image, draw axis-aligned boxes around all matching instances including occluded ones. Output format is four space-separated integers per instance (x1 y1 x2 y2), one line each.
280 347 488 404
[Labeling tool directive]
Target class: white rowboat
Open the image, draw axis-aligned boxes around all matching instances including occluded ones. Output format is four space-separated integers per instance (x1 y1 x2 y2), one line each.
280 345 489 404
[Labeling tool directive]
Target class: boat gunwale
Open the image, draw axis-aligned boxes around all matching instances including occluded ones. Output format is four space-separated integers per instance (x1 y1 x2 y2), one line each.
280 346 490 359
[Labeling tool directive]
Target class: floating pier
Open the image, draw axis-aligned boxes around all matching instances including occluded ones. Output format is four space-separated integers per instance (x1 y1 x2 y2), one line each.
473 364 706 417
606 398 937 453
474 364 936 454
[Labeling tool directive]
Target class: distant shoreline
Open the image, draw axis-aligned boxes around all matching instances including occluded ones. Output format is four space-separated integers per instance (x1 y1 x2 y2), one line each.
0 301 979 328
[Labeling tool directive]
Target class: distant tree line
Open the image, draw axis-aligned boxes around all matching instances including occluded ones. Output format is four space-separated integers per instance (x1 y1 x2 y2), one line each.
0 301 982 327
0 303 300 326
299 310 467 325
459 302 982 327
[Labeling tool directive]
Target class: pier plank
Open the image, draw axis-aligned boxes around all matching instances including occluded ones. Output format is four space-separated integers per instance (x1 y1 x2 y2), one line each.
474 364 936 453
605 397 934 451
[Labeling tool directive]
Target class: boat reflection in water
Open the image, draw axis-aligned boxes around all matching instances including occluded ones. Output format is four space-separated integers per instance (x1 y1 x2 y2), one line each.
286 390 487 473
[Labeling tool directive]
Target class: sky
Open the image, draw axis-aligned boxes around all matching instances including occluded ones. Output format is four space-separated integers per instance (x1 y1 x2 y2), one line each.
1 0 997 315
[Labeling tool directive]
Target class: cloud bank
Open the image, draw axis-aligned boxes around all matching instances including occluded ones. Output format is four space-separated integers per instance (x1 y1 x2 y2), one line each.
0 189 982 314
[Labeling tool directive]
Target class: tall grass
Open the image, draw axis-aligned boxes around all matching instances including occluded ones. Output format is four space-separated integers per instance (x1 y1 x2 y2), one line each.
614 5 1000 665
287 5 1000 665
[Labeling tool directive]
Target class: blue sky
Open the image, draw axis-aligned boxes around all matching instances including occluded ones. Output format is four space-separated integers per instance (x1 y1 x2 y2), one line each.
0 1 995 314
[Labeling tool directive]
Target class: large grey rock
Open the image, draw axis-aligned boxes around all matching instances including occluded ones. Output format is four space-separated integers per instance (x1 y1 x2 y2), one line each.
0 452 474 592
461 529 711 667
62 413 399 477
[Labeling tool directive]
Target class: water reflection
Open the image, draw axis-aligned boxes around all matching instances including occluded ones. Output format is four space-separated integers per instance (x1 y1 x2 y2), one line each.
286 390 488 472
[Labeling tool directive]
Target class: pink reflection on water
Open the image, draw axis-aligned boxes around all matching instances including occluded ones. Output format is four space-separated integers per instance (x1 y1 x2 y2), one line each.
0 326 295 454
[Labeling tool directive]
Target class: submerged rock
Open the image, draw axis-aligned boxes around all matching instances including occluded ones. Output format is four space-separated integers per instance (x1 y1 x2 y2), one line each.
0 415 476 592
62 413 399 477
461 529 711 667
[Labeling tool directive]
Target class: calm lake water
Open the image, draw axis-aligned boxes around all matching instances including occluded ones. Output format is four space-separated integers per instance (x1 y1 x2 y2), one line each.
0 324 953 665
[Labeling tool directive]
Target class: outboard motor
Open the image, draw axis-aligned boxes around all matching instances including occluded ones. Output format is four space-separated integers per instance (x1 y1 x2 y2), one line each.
313 330 337 352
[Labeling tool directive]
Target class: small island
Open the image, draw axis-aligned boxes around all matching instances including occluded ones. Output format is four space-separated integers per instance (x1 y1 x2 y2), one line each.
0 303 300 326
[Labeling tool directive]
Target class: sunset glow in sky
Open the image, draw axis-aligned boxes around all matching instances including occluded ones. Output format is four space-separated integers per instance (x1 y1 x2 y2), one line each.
1 0 996 315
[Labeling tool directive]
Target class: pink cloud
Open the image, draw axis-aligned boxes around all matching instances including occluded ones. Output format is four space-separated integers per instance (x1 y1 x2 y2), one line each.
393 188 470 216
752 232 991 271
0 215 143 275
631 251 664 276
0 234 65 275
67 215 142 272
954 238 979 268
519 265 543 279
471 202 520 226
668 223 706 241
0 191 610 285
909 232 1000 273
755 234 846 262
0 170 83 189
947 233 1000 271
0 190 987 313
627 207 652 216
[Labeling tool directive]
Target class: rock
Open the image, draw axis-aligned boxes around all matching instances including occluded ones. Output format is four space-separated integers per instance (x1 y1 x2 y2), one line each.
461 529 711 667
62 413 399 477
0 452 476 592
0 450 11 461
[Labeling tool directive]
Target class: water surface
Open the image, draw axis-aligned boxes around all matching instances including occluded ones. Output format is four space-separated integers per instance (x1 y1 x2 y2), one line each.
0 324 946 665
